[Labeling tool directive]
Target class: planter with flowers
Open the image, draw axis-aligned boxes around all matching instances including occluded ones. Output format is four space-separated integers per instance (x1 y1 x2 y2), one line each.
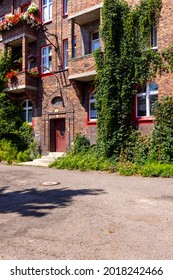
27 67 39 78
5 69 18 87
5 70 17 79
0 3 41 32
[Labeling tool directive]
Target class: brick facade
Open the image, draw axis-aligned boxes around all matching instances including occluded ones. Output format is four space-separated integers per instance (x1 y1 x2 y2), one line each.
0 0 173 152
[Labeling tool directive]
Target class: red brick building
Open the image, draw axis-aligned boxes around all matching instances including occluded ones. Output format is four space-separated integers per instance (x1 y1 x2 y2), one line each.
0 0 173 154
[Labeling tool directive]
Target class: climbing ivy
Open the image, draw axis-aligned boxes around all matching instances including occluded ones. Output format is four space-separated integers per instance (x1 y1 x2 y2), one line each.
94 0 163 158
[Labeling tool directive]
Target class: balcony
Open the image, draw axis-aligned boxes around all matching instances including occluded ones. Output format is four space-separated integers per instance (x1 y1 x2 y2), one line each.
1 14 39 46
68 54 97 82
5 71 38 93
68 1 103 25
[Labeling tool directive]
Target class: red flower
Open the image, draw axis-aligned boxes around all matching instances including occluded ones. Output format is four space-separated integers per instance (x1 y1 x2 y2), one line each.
5 70 17 79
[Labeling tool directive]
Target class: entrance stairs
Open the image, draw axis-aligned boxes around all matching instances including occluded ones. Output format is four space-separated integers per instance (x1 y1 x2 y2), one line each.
18 152 64 167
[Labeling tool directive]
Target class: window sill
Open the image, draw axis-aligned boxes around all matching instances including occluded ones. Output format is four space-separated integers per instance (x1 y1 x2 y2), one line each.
86 120 97 126
42 20 52 25
135 116 155 123
41 72 53 78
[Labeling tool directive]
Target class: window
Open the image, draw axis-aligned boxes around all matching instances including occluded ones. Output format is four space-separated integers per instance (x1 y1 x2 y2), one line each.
89 92 97 121
136 82 158 118
72 36 76 58
41 45 52 73
22 100 32 123
150 23 157 49
52 96 63 106
63 0 68 16
42 0 52 22
63 39 68 69
91 31 100 52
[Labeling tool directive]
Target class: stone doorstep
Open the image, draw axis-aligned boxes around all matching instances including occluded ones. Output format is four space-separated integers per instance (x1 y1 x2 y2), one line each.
17 152 65 167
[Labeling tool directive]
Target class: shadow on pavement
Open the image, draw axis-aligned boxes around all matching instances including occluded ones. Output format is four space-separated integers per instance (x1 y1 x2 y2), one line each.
0 186 105 217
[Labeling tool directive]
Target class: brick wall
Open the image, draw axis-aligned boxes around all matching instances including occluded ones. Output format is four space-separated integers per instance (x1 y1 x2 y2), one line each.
1 0 173 152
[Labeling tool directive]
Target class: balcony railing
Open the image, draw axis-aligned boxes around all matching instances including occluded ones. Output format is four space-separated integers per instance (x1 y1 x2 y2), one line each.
68 54 97 81
1 14 39 46
5 70 38 93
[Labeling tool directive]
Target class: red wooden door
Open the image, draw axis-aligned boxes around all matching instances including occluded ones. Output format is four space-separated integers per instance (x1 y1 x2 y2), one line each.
55 119 66 152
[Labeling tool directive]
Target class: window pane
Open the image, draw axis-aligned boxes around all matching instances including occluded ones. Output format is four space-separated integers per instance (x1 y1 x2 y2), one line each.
28 101 32 107
28 110 32 123
137 96 146 117
90 103 97 119
149 82 158 91
64 40 68 68
92 39 100 51
89 93 97 120
150 94 158 115
48 56 52 70
150 24 157 48
92 32 99 40
22 101 26 108
73 37 76 58
43 7 48 22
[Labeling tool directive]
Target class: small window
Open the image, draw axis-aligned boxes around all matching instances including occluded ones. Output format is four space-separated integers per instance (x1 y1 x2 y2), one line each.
22 100 32 123
136 82 158 118
63 39 68 69
150 23 157 49
63 0 68 16
41 45 52 73
91 31 100 52
42 0 52 22
89 92 97 121
52 96 63 106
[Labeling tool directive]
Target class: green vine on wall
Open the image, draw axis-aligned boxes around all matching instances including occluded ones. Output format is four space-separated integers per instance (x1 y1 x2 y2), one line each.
94 0 163 158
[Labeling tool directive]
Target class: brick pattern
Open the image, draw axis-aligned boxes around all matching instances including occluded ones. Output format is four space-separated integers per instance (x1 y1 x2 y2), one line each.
0 0 173 150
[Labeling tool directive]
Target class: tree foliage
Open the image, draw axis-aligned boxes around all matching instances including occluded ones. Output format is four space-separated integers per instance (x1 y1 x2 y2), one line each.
0 50 12 91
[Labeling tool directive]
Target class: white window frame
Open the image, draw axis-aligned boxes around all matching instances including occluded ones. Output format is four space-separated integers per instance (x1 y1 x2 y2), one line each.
150 23 158 49
63 0 68 16
42 0 52 23
89 92 97 121
41 45 52 73
63 39 68 69
22 100 32 123
136 82 158 118
91 31 100 52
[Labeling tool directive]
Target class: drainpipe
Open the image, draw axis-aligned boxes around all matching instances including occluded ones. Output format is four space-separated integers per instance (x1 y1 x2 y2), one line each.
11 0 14 14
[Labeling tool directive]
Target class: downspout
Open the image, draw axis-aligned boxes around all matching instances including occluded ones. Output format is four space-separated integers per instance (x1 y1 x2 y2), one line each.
11 0 14 14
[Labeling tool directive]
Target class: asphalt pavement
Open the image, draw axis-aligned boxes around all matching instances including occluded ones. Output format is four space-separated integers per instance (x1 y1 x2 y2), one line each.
0 164 173 260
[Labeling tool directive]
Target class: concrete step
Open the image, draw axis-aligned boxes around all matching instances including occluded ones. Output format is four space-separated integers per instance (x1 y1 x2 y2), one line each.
17 152 65 167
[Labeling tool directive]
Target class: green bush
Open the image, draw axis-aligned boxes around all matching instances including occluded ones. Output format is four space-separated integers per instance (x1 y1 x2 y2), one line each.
0 139 18 163
121 129 151 164
73 133 90 154
140 163 173 177
150 96 173 163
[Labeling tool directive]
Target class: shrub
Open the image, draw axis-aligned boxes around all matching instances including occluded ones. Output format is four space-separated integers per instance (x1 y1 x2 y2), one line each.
0 139 18 162
73 133 90 154
150 96 173 163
